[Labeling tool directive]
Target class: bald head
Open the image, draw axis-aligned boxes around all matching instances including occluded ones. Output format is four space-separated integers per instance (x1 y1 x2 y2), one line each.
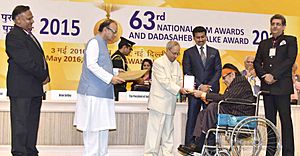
244 56 255 70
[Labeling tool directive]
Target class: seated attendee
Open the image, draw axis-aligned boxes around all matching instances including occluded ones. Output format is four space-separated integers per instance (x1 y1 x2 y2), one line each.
131 58 153 91
178 63 255 155
247 66 261 96
242 56 261 96
291 63 300 105
241 56 255 78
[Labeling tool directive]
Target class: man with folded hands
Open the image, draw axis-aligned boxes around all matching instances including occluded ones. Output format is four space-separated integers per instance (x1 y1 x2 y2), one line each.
254 14 297 156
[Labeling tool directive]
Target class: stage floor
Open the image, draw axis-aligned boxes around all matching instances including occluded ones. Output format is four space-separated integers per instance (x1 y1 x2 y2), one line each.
0 145 144 156
1 100 300 156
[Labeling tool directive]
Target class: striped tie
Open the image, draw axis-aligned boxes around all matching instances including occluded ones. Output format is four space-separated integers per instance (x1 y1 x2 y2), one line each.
200 46 206 66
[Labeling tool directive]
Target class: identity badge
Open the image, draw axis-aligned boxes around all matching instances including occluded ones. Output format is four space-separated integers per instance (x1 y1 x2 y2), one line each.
269 48 276 57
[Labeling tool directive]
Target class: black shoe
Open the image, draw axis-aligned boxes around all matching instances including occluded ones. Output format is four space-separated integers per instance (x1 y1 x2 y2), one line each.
178 144 202 155
178 144 194 155
189 143 202 153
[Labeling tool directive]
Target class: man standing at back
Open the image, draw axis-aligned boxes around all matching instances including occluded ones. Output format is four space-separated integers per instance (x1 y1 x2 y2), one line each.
111 37 135 101
5 5 50 156
182 26 222 146
254 14 297 156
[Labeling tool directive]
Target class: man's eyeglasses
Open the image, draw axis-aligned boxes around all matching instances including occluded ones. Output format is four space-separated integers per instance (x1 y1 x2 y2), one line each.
222 73 231 79
169 49 180 56
106 27 117 34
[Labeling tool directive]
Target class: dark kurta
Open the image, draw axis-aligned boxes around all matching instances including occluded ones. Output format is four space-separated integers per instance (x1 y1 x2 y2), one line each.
193 76 255 137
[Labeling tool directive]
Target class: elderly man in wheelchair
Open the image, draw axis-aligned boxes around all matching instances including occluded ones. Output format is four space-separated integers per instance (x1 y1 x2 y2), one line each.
178 63 280 156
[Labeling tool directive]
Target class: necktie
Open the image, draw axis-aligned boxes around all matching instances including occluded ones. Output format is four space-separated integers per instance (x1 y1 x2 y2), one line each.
28 32 41 49
200 46 206 66
28 32 47 70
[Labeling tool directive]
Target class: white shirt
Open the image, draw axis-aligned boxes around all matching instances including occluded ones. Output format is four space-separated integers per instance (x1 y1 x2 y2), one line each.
196 43 207 58
85 39 119 83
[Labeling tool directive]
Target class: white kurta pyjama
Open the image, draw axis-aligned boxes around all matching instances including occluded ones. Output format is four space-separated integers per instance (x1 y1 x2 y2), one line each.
73 38 116 132
73 94 116 131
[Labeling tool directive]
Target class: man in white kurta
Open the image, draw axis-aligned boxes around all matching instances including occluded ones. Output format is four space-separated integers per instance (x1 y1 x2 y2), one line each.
73 19 124 156
144 41 188 156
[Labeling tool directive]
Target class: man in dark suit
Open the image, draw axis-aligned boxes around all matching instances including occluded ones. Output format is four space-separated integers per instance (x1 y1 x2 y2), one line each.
111 37 135 101
254 14 297 156
178 63 255 155
5 5 50 156
182 26 222 146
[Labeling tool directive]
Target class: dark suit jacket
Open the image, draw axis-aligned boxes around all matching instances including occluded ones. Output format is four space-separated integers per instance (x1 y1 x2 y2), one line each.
183 45 222 93
254 35 298 95
5 25 49 97
206 76 256 116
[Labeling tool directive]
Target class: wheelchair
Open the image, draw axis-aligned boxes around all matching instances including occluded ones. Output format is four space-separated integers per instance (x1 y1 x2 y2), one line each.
192 91 281 156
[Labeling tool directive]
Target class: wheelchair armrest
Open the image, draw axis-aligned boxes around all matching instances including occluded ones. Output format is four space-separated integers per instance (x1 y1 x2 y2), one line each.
218 98 256 106
224 98 255 103
257 90 270 96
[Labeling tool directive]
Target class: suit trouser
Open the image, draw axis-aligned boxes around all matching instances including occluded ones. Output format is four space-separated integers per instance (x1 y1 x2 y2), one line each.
83 130 109 156
263 95 294 156
10 97 42 156
144 110 174 156
193 103 220 137
184 96 205 145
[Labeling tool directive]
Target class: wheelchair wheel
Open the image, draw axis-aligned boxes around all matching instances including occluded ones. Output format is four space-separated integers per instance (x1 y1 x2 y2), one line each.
202 151 230 156
218 149 230 156
201 146 214 156
200 148 230 156
230 116 281 156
